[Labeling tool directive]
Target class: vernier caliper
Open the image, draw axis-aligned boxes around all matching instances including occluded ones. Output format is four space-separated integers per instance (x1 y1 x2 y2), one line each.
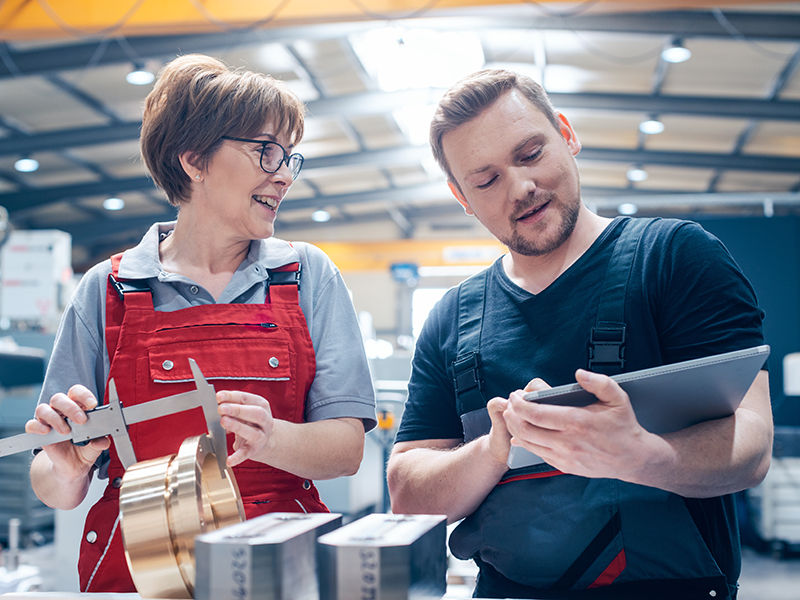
0 358 228 477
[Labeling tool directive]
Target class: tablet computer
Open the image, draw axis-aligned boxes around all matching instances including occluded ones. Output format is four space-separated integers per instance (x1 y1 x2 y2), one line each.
507 344 770 469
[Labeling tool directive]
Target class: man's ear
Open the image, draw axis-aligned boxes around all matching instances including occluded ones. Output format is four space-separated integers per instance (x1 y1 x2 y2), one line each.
557 112 581 156
448 181 474 216
179 151 203 181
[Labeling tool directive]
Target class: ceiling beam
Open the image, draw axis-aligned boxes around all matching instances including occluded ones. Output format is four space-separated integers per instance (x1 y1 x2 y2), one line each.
0 122 141 156
1 10 799 78
4 145 800 214
3 91 799 158
52 187 800 251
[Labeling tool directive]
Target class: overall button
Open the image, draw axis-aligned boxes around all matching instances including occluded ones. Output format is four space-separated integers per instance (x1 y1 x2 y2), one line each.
162 360 174 371
302 480 311 490
189 285 199 295
86 531 98 544
111 477 122 489
268 357 280 368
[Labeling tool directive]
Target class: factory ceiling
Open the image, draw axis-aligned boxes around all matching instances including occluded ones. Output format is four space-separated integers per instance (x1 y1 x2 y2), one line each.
0 1 799 270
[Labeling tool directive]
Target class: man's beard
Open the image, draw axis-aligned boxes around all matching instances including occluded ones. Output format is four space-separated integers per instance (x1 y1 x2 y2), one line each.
502 191 580 257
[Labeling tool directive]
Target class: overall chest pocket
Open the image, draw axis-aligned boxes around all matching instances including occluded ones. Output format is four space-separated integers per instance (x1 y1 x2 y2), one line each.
127 337 299 460
148 338 292 383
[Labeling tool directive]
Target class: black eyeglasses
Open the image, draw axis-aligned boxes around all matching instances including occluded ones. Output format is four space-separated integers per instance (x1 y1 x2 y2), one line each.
221 136 304 180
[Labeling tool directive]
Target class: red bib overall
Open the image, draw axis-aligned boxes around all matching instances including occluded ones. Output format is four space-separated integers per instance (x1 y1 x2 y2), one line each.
78 255 327 592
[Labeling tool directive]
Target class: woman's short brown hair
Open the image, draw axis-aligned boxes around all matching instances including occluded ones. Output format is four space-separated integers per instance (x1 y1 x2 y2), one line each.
429 69 560 189
140 54 305 205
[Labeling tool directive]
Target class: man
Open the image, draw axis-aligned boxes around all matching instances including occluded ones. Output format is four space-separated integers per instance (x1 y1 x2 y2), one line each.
386 69 772 600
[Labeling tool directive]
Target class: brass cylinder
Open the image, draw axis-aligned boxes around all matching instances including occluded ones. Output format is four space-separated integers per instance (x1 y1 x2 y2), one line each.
120 434 245 598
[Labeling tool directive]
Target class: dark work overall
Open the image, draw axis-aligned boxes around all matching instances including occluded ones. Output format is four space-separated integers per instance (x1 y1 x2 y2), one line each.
78 254 327 592
450 219 735 600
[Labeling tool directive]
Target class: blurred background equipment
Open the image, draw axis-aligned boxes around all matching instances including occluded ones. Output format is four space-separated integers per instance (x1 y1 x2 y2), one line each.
0 230 73 333
0 518 43 594
0 337 51 547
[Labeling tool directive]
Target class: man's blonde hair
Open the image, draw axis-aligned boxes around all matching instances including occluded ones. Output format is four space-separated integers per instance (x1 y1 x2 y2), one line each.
140 54 305 205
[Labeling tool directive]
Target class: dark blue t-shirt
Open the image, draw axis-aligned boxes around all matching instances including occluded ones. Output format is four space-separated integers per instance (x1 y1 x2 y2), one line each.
396 217 765 597
398 217 764 442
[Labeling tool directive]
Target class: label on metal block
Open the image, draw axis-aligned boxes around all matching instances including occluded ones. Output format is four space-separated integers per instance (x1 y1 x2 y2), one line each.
338 545 381 600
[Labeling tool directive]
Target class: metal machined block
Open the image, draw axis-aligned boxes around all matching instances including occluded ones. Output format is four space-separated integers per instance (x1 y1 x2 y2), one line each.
194 512 343 600
317 513 447 600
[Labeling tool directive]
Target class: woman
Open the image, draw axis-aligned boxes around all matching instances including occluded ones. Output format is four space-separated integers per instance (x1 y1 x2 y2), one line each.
25 54 376 592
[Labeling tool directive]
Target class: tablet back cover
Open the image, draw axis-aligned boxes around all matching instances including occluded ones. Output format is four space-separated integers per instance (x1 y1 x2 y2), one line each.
506 345 770 469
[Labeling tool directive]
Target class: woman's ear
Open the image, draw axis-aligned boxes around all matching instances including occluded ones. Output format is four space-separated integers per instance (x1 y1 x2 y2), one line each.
179 151 203 182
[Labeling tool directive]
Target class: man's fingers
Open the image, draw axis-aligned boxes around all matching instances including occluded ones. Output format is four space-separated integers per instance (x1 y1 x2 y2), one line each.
487 397 508 420
523 378 551 393
507 391 570 432
574 369 627 406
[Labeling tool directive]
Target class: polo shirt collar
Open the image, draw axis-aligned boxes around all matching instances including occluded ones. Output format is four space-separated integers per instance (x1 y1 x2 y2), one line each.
117 221 300 281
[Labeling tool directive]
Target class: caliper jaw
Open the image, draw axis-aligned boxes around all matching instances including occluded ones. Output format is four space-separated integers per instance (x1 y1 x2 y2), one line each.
67 378 137 470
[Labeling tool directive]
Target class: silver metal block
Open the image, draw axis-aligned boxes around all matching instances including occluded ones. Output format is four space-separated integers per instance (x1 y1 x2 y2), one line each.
194 512 343 600
317 513 447 600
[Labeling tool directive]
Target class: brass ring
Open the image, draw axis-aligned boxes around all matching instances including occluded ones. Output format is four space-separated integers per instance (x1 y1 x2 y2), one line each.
120 434 245 598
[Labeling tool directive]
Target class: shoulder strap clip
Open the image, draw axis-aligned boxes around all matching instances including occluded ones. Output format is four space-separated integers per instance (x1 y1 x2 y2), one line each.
109 274 152 301
588 322 627 371
267 263 301 289
453 351 483 395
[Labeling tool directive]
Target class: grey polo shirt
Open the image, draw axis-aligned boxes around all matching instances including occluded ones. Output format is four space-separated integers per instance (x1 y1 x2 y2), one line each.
39 222 376 432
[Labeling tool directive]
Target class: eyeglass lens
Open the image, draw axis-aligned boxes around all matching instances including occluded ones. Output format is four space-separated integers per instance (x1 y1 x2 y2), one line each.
261 142 303 179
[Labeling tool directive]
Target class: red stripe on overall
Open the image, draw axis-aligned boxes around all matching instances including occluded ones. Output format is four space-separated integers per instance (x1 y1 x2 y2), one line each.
78 254 326 592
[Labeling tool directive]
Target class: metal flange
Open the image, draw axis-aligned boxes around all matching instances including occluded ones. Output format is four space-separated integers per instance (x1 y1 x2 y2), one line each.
120 434 245 599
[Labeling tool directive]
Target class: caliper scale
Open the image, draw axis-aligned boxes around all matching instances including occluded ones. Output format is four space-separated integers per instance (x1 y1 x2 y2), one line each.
0 358 245 599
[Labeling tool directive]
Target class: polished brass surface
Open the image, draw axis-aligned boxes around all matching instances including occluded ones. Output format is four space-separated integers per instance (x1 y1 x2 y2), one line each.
120 434 245 599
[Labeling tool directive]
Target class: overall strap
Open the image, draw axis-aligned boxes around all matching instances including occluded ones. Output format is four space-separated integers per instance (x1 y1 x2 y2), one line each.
588 218 650 374
105 253 154 362
266 262 301 304
453 270 490 440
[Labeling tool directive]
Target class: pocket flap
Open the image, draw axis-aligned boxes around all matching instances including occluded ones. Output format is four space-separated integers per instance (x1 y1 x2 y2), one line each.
148 339 291 382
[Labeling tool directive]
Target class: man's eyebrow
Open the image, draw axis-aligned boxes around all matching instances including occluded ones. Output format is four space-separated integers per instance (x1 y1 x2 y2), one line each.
465 134 545 176
513 134 544 153
466 165 491 176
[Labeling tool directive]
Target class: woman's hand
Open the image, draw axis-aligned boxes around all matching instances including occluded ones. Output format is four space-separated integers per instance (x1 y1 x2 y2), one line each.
217 390 275 467
25 385 110 483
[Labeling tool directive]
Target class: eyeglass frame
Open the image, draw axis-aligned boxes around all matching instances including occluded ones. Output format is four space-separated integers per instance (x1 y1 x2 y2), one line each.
220 136 304 180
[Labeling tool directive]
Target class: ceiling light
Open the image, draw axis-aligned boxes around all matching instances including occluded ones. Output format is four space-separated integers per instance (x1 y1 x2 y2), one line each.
617 202 639 215
662 42 691 64
311 209 331 223
14 157 39 172
350 27 484 92
103 197 125 211
126 66 155 86
639 119 664 135
626 167 648 182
